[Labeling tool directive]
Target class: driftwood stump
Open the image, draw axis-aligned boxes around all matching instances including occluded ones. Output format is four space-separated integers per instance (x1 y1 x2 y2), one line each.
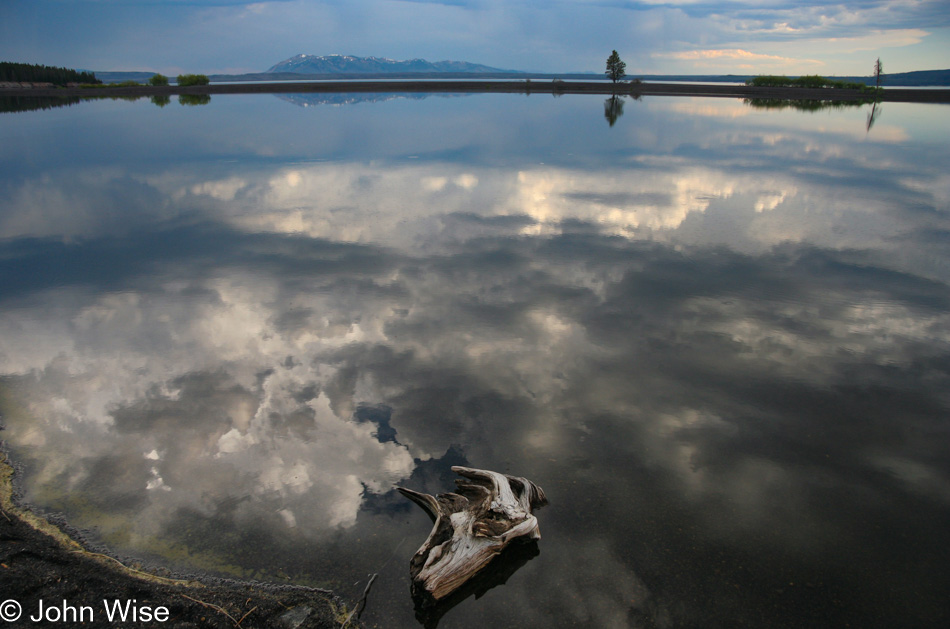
398 466 547 605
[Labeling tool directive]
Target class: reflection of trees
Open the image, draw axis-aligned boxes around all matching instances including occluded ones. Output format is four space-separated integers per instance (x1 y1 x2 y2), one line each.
604 94 624 126
743 98 875 112
1 94 153 114
866 101 882 133
87 94 145 103
0 95 81 114
603 92 640 127
2 92 210 112
179 94 211 106
743 97 885 134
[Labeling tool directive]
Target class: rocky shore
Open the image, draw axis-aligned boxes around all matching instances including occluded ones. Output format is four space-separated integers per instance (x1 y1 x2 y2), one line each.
0 82 57 89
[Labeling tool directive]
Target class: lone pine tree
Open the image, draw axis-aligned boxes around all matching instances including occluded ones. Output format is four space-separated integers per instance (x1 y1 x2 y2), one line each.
606 50 626 83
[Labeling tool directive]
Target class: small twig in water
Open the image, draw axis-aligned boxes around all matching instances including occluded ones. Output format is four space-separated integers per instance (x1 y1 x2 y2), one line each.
236 605 258 626
181 594 241 627
339 534 403 627
341 573 377 628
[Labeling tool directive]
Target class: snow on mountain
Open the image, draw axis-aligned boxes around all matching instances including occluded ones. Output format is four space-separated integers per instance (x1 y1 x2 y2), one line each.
266 54 511 74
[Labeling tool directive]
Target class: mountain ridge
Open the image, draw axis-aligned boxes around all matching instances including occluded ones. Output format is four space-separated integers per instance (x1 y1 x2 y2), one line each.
266 54 515 74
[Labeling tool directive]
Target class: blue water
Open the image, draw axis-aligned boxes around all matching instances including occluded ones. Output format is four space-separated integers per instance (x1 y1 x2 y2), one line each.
1 92 949 628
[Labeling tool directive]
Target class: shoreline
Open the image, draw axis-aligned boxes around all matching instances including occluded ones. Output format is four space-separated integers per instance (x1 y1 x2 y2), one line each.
0 452 356 628
3 79 949 103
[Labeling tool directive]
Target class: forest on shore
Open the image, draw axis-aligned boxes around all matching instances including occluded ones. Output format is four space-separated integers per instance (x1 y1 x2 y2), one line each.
0 62 99 85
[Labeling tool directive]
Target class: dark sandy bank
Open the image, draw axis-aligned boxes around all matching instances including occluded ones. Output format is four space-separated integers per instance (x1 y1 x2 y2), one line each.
0 454 358 629
6 80 950 103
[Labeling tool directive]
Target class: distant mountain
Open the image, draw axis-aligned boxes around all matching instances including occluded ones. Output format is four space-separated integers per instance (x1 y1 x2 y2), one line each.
862 68 950 86
266 54 512 75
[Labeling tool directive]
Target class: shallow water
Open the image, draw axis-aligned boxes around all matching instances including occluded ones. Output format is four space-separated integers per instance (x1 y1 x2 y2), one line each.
1 92 949 628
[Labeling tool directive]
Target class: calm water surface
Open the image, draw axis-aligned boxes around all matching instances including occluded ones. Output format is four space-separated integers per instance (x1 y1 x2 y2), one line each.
1 93 949 628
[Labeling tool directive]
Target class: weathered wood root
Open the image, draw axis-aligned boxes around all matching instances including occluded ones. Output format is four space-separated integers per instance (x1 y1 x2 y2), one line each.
398 466 547 603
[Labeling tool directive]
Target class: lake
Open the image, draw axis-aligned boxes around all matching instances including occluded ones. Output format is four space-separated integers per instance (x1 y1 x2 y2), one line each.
1 91 949 628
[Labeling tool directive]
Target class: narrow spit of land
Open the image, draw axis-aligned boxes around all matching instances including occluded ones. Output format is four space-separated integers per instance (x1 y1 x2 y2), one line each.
5 80 950 103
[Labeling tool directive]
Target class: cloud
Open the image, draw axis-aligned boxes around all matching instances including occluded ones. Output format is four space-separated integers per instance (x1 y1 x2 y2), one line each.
805 28 930 51
656 48 811 63
653 47 825 69
2 0 945 75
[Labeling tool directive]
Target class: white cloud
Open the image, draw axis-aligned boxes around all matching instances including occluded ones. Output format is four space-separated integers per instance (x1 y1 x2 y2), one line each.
653 46 825 70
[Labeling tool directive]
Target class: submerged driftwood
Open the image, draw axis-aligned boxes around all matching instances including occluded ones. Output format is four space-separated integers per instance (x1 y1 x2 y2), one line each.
398 466 547 604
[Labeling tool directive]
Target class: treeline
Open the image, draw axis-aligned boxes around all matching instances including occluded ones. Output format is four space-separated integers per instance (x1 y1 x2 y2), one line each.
0 62 100 85
91 73 209 87
177 74 209 86
745 75 872 90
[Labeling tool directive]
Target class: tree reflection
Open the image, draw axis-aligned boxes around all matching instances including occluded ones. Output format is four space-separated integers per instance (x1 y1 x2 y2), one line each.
742 97 886 134
742 98 873 112
0 95 80 113
179 94 211 106
866 101 882 133
604 94 624 126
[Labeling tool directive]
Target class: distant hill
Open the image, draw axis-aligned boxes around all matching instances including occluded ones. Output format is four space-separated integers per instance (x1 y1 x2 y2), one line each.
857 68 950 86
92 71 159 84
266 54 514 75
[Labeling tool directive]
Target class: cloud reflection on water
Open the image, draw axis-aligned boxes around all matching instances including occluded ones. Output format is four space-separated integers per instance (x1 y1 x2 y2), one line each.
1 96 949 627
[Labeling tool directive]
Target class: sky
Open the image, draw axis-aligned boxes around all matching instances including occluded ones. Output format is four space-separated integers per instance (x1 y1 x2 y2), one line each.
0 0 948 78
